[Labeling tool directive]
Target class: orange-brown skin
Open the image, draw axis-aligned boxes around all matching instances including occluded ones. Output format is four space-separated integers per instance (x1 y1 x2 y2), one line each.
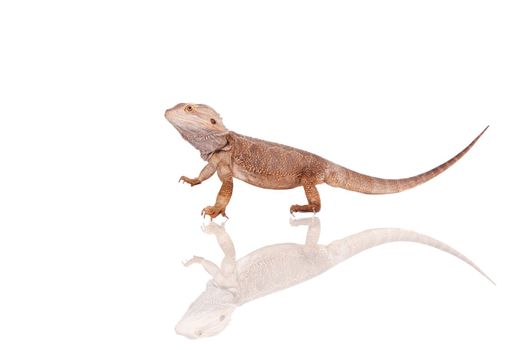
165 103 488 218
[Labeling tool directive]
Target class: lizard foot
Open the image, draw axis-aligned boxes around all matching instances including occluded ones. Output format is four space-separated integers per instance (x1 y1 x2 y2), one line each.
179 176 201 187
201 206 228 219
182 255 204 267
201 221 226 235
290 204 320 215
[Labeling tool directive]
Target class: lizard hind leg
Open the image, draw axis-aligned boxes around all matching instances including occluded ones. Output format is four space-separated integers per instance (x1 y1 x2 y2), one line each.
290 184 321 215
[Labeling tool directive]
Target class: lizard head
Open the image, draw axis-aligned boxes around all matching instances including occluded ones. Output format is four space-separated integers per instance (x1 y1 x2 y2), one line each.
175 281 237 339
165 103 229 160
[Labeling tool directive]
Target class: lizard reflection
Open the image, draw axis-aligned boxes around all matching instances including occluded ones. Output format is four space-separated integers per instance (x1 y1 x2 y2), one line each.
175 218 493 339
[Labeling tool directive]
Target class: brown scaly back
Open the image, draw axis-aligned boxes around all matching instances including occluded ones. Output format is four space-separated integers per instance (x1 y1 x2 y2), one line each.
324 126 489 194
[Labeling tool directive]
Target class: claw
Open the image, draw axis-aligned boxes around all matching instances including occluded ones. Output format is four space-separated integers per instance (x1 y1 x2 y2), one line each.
201 206 227 220
201 209 210 219
179 176 200 186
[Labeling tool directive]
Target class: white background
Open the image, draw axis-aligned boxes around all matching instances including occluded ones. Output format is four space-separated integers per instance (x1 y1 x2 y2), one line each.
1 1 524 349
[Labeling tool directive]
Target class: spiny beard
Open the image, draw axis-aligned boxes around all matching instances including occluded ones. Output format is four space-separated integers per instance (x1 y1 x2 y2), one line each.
176 126 229 160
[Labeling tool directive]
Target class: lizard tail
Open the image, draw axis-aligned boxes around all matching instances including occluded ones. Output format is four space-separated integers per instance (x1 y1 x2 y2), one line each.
324 126 488 194
328 228 495 285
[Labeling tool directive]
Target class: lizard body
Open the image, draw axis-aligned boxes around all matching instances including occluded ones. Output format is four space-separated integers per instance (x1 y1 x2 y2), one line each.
175 219 493 338
165 103 488 218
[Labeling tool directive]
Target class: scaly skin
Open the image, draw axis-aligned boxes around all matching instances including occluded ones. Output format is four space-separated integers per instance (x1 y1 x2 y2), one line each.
165 103 488 218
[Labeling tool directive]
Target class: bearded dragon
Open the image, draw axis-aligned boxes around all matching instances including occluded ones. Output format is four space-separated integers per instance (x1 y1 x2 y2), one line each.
165 103 488 218
175 219 493 338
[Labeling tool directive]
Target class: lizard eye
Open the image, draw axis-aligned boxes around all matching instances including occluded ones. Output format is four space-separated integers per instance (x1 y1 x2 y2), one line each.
210 118 217 125
184 105 193 112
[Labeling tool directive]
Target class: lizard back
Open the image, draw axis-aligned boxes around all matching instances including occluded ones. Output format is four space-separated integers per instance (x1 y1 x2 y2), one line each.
228 132 327 189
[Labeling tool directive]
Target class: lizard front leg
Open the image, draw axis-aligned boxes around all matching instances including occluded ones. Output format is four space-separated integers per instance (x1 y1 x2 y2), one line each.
180 162 216 187
201 164 233 219
183 256 221 278
290 183 321 215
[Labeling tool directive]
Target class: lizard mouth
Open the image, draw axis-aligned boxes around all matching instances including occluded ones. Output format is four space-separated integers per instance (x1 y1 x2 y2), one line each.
165 110 211 130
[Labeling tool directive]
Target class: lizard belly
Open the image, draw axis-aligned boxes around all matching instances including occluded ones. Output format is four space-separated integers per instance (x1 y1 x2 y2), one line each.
236 243 332 303
232 163 301 189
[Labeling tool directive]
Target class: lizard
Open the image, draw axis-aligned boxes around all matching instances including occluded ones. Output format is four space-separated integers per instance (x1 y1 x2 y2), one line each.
175 218 493 338
164 103 488 218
